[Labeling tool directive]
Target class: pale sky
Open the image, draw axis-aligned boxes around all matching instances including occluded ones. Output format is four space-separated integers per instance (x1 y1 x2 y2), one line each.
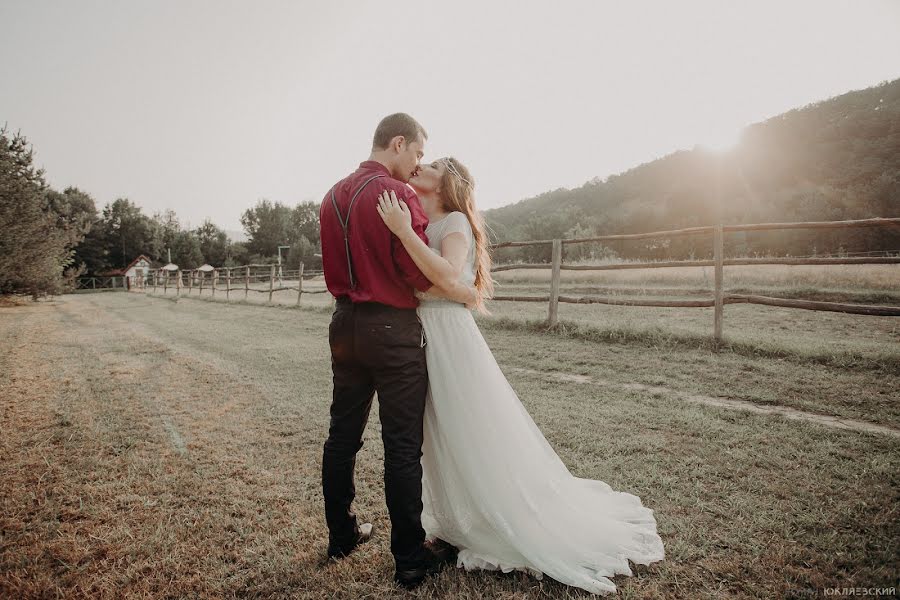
2 1 899 233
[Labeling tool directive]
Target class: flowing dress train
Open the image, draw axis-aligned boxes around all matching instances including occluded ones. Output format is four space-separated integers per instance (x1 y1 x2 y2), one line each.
416 212 665 595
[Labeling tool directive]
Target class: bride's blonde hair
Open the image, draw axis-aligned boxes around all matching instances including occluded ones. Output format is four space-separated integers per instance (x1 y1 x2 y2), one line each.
436 157 494 311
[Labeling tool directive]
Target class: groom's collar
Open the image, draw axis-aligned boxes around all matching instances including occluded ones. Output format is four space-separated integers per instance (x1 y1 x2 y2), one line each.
359 160 392 177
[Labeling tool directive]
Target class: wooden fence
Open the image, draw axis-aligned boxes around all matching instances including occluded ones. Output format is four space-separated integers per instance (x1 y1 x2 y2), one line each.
123 217 898 345
132 263 327 306
488 217 900 344
74 276 128 292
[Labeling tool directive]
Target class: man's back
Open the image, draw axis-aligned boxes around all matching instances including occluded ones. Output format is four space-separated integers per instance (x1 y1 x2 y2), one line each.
322 113 441 589
320 160 431 309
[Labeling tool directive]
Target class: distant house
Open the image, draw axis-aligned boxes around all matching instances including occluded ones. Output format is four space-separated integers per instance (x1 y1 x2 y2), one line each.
104 255 152 279
123 255 152 280
103 255 152 290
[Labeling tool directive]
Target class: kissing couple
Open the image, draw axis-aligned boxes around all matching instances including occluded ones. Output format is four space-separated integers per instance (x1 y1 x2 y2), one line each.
318 113 665 594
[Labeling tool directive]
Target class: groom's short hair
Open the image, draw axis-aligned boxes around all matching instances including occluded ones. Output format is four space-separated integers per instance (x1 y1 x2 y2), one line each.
372 113 428 150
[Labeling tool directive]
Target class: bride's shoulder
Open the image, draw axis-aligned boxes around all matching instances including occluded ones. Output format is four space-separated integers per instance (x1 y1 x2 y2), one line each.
440 211 472 245
444 211 472 234
446 211 470 225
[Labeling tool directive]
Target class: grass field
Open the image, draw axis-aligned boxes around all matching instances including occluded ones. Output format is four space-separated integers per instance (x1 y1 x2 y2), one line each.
490 263 900 369
152 264 900 375
1 292 898 599
494 263 900 291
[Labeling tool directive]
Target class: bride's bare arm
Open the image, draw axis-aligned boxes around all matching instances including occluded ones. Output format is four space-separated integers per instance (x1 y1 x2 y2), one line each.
377 190 477 306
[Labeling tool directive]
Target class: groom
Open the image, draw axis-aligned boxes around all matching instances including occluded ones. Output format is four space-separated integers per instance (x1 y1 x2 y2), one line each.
319 113 460 589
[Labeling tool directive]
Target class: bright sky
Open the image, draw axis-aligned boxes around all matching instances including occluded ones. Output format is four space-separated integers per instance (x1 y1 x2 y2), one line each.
2 1 899 233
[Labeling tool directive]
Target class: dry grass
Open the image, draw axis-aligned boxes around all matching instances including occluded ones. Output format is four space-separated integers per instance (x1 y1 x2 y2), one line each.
1 294 898 599
149 267 900 369
480 299 900 377
494 263 900 292
485 261 900 372
0 295 32 308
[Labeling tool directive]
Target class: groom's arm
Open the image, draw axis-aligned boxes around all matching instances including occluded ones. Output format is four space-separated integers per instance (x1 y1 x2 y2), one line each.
390 187 433 292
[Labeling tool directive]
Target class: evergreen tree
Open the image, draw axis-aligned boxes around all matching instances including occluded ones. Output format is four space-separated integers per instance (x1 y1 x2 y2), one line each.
0 127 85 297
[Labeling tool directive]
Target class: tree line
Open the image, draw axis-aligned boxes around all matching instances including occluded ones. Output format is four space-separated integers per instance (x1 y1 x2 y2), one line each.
4 80 897 297
0 126 321 297
71 197 321 276
485 78 900 263
1 127 93 297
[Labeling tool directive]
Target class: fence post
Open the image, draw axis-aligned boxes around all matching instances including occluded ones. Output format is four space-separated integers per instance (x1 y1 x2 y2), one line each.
212 269 217 298
153 271 157 294
269 265 276 303
548 239 562 327
176 270 182 297
226 268 231 301
296 262 304 305
714 224 724 348
245 266 250 299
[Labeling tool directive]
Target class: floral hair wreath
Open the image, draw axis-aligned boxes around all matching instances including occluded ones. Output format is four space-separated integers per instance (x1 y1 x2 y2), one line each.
441 158 472 188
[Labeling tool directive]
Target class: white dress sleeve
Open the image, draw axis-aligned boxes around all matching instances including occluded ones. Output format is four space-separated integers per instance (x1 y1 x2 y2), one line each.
439 212 473 245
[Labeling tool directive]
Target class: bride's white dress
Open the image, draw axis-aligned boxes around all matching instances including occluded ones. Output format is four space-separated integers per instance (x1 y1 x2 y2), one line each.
416 212 665 595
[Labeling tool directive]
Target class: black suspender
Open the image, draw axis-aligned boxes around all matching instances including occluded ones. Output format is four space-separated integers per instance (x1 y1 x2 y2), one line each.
330 174 384 290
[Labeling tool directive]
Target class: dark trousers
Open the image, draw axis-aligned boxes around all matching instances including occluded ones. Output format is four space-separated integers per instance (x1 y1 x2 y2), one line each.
322 298 429 570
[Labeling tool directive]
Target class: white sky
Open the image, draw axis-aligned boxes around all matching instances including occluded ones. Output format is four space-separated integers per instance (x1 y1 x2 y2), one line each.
2 1 899 232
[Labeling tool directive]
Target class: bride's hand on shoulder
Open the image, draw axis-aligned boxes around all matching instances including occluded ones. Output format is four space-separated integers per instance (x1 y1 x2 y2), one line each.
376 190 413 236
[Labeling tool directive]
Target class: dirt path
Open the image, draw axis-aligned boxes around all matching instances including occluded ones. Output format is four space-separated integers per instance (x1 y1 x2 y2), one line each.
506 367 900 438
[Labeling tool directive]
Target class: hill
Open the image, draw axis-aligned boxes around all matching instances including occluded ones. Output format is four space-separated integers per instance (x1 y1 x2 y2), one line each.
485 79 900 261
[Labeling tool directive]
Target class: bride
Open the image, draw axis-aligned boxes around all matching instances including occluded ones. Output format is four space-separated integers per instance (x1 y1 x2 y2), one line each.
375 157 665 596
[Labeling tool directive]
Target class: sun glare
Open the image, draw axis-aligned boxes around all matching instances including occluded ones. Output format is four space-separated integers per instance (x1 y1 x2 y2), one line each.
698 128 742 153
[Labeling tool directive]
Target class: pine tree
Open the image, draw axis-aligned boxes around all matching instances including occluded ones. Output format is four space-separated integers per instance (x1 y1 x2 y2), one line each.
0 127 75 297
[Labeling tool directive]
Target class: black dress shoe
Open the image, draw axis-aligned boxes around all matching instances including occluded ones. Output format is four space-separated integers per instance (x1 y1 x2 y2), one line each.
327 522 374 559
425 538 458 564
393 542 456 590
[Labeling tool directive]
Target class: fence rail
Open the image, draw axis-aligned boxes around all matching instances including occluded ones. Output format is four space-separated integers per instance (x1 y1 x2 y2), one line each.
120 217 898 346
74 276 128 292
131 264 327 306
488 216 900 345
489 217 900 248
493 256 900 273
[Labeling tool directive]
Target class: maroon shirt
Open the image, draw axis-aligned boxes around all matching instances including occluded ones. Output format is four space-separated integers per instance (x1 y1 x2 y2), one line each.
320 161 432 308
